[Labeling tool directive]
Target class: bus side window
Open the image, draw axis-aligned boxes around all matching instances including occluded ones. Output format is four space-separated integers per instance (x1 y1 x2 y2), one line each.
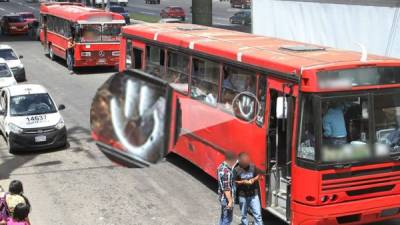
220 65 256 113
133 48 142 69
190 58 219 105
166 51 189 94
145 45 165 78
125 39 133 69
256 75 267 126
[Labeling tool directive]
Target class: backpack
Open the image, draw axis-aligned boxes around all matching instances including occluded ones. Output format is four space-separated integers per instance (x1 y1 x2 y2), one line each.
0 193 10 221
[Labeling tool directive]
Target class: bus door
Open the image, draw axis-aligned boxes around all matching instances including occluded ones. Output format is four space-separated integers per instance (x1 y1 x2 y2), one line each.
265 77 295 222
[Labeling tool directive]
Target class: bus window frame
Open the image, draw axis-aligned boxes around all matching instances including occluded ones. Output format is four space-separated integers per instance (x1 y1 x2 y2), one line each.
190 56 221 107
165 50 191 96
296 88 400 171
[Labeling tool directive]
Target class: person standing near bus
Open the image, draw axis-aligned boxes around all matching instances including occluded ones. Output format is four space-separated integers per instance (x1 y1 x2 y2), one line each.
67 27 76 74
234 152 263 225
217 152 237 225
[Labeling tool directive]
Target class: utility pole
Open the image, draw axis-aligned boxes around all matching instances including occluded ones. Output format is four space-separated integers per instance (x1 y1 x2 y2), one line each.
192 0 212 26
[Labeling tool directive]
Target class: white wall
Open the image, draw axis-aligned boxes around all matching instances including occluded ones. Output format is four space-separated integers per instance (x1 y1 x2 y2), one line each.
252 0 400 58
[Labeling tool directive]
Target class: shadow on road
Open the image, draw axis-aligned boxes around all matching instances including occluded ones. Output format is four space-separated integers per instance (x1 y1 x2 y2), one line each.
166 153 217 193
0 34 33 42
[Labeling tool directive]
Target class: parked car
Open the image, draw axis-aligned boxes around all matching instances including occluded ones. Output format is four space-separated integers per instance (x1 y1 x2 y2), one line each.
230 0 251 9
0 45 26 82
145 0 160 4
109 0 128 6
158 18 184 24
0 0 10 2
106 5 130 24
0 84 67 153
0 59 17 89
28 20 40 41
160 6 185 21
229 11 251 25
0 14 29 35
18 12 37 24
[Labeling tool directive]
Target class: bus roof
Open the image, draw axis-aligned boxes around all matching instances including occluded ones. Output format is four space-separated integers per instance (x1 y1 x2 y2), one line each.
40 3 125 23
122 23 400 75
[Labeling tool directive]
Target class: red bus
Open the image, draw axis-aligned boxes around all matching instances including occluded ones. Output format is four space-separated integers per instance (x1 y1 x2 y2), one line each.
39 3 125 70
90 23 400 225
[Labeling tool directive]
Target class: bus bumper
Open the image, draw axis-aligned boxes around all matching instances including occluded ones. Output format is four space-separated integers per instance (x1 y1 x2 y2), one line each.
74 57 119 67
292 194 400 225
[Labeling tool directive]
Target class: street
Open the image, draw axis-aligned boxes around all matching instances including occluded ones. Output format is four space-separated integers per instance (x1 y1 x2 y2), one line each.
0 1 399 225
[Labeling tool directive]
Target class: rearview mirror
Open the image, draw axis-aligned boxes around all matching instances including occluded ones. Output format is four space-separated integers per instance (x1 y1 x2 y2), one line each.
276 96 287 119
19 55 23 59
58 104 66 111
0 108 5 116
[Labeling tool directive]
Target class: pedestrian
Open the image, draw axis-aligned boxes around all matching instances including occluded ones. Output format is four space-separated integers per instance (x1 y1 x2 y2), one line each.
234 152 263 225
67 37 75 74
6 203 30 225
5 181 30 219
217 151 237 225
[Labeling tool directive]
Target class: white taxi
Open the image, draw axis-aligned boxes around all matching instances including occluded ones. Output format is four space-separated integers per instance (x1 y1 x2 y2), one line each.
0 58 17 88
0 84 67 153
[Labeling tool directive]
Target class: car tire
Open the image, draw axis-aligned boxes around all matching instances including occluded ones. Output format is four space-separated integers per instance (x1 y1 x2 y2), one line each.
49 44 55 61
181 17 185 21
66 51 74 72
8 138 16 154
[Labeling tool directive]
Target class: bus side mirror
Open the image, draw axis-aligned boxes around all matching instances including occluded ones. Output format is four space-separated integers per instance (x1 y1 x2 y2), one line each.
276 96 288 119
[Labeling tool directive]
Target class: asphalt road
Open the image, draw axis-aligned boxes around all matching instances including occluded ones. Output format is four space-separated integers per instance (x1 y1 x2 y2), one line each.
0 1 399 225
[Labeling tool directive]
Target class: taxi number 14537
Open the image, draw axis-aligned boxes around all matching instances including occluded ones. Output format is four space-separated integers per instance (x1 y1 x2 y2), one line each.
26 115 47 124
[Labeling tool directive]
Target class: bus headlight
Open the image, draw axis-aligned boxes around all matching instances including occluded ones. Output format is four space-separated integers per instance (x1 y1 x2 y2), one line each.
9 123 23 134
112 51 120 56
81 51 91 57
55 118 65 130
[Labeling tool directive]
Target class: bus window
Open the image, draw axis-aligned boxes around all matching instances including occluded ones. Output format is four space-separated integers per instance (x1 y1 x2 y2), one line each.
166 51 189 94
78 24 102 42
221 65 256 112
145 45 165 78
126 39 132 69
298 95 316 161
102 24 122 42
190 58 219 105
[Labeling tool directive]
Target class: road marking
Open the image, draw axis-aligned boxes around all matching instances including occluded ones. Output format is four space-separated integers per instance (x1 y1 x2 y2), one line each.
0 8 5 11
140 11 157 15
17 2 23 5
29 6 36 10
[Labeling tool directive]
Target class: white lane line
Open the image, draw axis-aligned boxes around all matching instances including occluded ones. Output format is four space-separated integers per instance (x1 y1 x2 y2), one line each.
0 8 5 11
28 6 36 10
17 2 23 5
140 11 157 15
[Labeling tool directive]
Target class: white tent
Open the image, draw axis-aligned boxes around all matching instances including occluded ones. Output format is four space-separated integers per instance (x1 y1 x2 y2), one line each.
252 0 400 58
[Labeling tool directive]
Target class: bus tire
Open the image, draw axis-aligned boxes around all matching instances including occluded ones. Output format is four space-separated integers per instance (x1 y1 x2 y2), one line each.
66 51 74 72
49 44 55 60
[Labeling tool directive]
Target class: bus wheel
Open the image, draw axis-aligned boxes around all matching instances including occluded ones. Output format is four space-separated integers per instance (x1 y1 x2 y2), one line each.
49 45 55 60
66 51 74 72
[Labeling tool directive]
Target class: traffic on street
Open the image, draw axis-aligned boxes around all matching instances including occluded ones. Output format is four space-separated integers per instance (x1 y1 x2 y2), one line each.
0 0 399 225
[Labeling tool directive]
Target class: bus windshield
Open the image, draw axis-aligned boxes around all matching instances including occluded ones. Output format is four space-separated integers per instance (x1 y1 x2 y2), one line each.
77 24 122 43
298 90 400 165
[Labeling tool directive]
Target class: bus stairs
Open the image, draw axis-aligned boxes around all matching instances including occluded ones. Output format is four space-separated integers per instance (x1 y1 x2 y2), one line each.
270 167 289 222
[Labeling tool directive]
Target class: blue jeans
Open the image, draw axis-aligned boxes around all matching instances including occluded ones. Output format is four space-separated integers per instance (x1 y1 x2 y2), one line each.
219 200 233 225
239 195 263 225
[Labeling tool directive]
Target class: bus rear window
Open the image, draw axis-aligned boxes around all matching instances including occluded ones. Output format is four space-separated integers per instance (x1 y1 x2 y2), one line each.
318 67 400 89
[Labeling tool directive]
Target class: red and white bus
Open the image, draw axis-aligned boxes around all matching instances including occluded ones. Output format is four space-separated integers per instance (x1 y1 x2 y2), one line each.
90 23 400 225
39 2 125 70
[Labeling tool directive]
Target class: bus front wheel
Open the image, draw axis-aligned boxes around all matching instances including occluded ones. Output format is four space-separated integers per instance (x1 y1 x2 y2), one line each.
49 44 55 60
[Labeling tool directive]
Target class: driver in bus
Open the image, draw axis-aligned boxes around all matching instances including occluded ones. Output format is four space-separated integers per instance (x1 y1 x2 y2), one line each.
322 102 348 146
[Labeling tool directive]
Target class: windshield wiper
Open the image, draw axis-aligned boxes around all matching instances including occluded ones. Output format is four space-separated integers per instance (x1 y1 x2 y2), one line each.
333 162 355 169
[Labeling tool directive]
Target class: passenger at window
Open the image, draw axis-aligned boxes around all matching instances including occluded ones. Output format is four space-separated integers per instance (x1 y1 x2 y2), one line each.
322 103 347 146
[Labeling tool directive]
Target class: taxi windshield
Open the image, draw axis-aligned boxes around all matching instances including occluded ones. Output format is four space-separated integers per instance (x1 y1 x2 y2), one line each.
0 49 18 60
0 64 12 78
10 93 57 116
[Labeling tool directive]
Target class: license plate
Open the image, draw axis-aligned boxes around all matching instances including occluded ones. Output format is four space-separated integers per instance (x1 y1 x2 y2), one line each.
98 58 106 64
35 135 46 142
